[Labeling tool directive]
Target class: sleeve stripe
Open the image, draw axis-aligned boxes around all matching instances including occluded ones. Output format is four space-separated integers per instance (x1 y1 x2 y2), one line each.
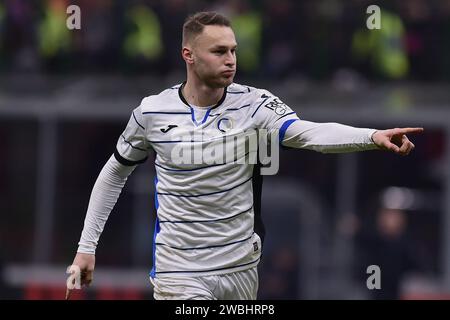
279 119 299 144
114 149 148 166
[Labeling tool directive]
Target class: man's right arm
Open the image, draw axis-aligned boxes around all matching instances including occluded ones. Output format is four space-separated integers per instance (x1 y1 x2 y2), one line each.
78 104 150 254
77 155 136 254
66 156 136 299
67 105 150 298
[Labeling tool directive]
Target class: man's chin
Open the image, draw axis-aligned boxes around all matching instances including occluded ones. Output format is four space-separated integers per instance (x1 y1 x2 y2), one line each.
217 76 234 87
204 76 234 89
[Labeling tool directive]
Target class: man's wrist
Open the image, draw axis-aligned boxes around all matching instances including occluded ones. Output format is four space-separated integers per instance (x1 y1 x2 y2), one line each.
369 130 378 144
77 243 96 255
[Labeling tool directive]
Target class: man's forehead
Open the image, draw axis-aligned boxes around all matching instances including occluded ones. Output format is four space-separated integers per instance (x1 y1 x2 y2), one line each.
195 25 237 47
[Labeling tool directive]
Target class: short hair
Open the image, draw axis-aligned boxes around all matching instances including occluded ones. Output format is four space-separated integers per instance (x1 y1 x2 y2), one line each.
182 11 231 45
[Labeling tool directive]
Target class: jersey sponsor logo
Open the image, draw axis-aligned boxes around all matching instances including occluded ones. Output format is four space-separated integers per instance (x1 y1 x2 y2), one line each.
160 124 178 133
264 98 287 115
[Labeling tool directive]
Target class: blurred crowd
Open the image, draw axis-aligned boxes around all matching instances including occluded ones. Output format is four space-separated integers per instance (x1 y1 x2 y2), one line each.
1 0 450 81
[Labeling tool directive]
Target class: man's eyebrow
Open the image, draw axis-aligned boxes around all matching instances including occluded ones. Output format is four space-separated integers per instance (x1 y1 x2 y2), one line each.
211 44 238 50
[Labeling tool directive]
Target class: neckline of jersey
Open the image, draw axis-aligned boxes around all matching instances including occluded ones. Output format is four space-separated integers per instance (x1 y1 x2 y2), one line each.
178 81 228 111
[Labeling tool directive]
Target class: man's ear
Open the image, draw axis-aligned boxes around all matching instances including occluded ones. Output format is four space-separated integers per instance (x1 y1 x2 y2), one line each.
182 47 194 64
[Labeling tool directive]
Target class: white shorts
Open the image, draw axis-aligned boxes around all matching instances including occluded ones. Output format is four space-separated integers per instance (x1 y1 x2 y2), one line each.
149 267 258 300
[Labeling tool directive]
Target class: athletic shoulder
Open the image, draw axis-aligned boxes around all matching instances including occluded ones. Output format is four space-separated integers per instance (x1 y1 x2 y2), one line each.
228 83 277 102
138 83 183 113
227 83 253 94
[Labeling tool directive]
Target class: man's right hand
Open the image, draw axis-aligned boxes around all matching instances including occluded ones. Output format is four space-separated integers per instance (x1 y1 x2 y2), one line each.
65 252 96 300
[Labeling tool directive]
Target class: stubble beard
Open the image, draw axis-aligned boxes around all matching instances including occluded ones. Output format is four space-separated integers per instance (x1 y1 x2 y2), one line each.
195 66 233 89
205 74 234 88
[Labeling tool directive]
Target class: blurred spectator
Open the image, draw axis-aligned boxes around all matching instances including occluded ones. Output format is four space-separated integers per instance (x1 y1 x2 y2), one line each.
38 0 73 71
355 203 424 299
257 195 302 299
1 1 450 79
122 0 164 73
159 0 187 74
352 9 409 80
398 0 438 81
261 0 300 78
3 0 39 72
73 0 119 72
302 0 347 79
258 246 299 299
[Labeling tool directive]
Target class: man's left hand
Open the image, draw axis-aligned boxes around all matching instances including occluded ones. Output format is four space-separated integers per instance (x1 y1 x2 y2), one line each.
372 127 424 156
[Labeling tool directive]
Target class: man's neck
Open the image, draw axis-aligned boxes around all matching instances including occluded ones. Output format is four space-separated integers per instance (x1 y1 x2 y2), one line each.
182 79 225 108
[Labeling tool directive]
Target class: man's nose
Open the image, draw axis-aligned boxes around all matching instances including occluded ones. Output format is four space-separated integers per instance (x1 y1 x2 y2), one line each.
224 52 235 67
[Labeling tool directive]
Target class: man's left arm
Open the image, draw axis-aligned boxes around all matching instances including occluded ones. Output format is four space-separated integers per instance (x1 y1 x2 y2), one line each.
281 119 423 155
250 89 423 155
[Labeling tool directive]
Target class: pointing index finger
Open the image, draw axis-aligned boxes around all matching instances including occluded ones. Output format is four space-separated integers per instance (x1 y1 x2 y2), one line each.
397 127 424 135
65 287 72 300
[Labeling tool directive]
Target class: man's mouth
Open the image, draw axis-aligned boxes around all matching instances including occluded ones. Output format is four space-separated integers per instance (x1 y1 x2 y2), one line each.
221 70 235 76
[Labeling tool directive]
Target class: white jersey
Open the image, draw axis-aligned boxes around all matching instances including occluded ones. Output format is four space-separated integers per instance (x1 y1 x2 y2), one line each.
112 82 377 278
115 83 298 278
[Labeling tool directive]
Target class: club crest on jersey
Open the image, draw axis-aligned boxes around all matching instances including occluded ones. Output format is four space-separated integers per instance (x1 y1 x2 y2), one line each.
264 98 287 115
217 117 233 133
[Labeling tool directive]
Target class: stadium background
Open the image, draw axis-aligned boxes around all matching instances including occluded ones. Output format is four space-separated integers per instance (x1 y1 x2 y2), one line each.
0 0 449 299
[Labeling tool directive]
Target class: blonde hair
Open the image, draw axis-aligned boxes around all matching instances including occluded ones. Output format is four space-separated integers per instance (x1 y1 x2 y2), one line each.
182 11 231 45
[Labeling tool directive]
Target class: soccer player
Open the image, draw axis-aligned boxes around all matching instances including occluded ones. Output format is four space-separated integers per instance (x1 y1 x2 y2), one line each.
66 12 423 300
